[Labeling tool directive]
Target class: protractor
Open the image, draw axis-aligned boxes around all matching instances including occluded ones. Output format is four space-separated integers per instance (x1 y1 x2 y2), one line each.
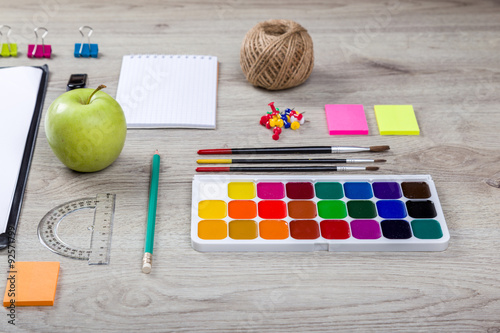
37 193 116 265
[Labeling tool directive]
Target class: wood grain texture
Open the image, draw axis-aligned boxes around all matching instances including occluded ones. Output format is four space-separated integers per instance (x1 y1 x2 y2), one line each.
1 0 500 331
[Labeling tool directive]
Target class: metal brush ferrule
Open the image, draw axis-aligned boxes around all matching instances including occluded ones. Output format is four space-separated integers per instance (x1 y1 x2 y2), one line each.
345 159 374 163
331 146 370 153
337 166 365 171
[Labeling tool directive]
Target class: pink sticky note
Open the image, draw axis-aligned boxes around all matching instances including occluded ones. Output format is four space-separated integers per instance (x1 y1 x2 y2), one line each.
325 104 369 135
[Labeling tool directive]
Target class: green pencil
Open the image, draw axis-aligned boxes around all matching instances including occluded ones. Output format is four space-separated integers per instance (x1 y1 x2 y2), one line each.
142 150 160 274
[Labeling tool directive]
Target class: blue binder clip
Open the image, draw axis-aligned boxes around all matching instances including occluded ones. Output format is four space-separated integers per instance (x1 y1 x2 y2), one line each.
0 25 18 57
74 26 98 58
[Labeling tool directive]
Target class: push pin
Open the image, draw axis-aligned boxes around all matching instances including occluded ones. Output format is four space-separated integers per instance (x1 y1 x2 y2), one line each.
28 27 51 58
74 26 98 58
261 102 305 140
0 25 17 57
268 102 277 114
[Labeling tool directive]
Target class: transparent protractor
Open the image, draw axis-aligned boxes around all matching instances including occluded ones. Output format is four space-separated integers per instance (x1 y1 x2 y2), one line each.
37 197 97 260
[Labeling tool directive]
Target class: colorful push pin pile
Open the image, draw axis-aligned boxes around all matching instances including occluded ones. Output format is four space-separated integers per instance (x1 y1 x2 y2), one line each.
260 102 305 140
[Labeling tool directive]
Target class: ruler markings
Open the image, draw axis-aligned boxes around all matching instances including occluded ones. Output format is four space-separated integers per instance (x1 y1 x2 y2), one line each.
37 193 115 264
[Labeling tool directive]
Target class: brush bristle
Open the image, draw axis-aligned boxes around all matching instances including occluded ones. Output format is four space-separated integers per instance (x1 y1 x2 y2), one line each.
369 145 390 152
366 166 379 171
374 159 387 163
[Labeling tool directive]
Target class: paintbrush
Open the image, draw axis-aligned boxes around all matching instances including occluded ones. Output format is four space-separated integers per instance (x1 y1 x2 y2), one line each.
197 158 386 164
198 145 390 155
196 166 379 172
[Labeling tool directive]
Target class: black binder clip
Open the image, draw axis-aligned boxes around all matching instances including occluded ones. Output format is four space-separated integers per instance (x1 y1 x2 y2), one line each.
74 26 98 58
28 27 51 58
0 25 17 57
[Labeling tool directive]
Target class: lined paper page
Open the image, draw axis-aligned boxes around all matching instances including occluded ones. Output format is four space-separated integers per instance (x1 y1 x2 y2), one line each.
0 66 43 233
116 55 218 129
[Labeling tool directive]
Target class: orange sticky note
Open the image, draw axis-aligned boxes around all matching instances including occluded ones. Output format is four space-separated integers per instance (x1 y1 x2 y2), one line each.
3 262 60 307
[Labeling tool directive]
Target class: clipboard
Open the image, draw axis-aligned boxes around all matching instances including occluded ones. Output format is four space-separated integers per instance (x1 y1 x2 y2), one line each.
0 65 49 249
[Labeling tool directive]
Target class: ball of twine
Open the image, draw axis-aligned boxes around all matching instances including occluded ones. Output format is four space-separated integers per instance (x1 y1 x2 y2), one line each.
240 19 314 90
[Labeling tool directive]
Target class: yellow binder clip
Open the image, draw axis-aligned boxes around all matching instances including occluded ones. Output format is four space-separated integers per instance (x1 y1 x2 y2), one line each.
0 25 17 57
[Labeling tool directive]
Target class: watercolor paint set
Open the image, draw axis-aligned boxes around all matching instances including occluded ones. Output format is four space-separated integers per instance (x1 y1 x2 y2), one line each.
191 175 449 252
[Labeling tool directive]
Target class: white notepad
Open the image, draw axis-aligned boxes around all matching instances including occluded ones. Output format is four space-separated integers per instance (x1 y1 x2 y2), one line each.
0 66 43 234
116 54 218 129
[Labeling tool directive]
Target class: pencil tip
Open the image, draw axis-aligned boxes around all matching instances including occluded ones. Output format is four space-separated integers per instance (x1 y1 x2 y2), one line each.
155 149 159 154
369 145 390 152
366 166 379 171
374 159 387 163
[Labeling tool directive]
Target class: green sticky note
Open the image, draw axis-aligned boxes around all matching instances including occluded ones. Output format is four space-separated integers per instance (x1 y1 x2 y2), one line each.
374 105 420 135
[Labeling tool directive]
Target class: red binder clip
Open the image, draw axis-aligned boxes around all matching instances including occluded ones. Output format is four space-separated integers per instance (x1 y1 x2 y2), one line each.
28 27 51 58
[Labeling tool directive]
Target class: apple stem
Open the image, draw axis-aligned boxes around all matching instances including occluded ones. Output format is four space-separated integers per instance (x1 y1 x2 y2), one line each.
86 85 107 105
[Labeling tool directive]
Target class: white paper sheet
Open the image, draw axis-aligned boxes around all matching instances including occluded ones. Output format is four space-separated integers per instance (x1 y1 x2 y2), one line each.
0 66 43 233
116 55 218 129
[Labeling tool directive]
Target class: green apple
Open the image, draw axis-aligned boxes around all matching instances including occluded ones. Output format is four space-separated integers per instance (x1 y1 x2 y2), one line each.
45 85 127 172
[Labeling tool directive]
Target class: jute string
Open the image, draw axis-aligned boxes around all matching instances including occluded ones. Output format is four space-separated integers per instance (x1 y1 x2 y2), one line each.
240 19 314 90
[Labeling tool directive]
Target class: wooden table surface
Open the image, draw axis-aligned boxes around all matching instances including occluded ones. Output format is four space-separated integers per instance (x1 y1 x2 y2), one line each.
1 0 500 332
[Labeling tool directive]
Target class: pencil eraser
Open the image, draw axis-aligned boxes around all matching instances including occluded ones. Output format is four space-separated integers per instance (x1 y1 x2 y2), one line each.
325 104 369 135
142 263 152 274
374 105 420 135
3 262 60 306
